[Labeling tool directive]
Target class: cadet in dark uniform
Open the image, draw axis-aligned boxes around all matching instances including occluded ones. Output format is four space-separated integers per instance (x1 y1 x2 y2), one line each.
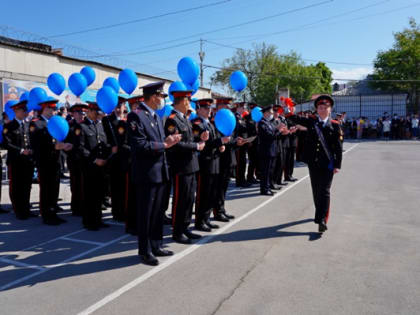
78 102 111 230
31 98 72 225
213 97 245 221
102 97 131 222
192 98 230 232
285 107 298 182
289 95 343 233
3 100 35 219
129 82 180 265
234 102 250 187
165 90 206 244
245 102 259 183
125 95 144 235
270 105 285 189
257 105 286 195
66 103 87 216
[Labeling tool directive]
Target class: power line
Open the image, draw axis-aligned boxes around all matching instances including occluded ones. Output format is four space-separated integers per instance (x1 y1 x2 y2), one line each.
99 0 334 57
49 0 233 38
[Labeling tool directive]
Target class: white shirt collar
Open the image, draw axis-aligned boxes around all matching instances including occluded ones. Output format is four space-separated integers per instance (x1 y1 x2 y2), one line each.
142 102 156 116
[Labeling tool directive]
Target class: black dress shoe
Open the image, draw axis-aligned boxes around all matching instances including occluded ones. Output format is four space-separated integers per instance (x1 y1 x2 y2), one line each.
285 177 298 182
173 234 191 244
318 222 328 233
205 221 219 229
54 205 64 213
261 190 274 196
277 181 288 186
270 184 282 190
184 230 202 239
0 207 10 214
103 199 112 208
139 253 159 266
213 214 229 222
152 248 174 257
223 212 235 219
195 224 211 232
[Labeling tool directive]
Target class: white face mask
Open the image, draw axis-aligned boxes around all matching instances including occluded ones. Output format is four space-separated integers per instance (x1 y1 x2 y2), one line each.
268 114 274 121
156 98 165 110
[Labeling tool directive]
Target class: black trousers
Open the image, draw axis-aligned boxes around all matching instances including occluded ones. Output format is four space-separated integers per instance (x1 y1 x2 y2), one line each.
214 167 232 215
235 147 247 185
259 156 275 192
110 160 129 220
125 174 137 232
196 172 218 226
172 173 197 237
247 144 258 181
308 166 334 224
8 159 33 218
68 160 84 216
272 149 284 185
82 164 105 228
285 147 296 179
38 162 60 220
136 181 165 255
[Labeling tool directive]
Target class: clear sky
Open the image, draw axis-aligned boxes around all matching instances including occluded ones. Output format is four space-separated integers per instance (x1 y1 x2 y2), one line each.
1 0 419 89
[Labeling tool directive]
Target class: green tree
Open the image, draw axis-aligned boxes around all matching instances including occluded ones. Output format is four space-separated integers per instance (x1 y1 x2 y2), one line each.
211 43 333 106
370 18 420 112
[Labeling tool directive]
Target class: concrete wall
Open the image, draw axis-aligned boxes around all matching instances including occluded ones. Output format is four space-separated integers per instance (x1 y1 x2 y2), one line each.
0 43 211 100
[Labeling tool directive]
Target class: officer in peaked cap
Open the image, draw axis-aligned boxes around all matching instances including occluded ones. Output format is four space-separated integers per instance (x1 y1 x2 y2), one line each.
165 89 204 244
66 103 88 216
3 100 36 219
78 101 112 231
233 102 250 188
129 81 179 266
30 98 72 225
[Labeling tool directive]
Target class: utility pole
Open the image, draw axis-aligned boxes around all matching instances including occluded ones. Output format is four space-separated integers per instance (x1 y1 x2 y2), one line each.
199 38 205 87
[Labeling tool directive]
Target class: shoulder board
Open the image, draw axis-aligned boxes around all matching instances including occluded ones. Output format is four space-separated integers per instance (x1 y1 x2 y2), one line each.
331 119 339 124
169 113 176 119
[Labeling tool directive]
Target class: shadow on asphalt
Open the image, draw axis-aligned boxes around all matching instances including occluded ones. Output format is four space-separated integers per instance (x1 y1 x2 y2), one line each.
209 218 322 244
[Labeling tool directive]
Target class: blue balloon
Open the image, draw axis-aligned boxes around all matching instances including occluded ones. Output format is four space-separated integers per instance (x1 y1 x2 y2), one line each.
103 77 120 94
80 66 96 86
47 115 69 142
177 57 199 85
157 105 173 118
185 79 200 96
251 107 263 122
97 86 118 114
4 100 18 120
20 92 29 102
28 87 47 111
118 69 138 95
230 70 248 92
68 73 87 97
190 100 196 110
168 81 187 101
47 73 66 96
215 108 236 136
189 111 197 121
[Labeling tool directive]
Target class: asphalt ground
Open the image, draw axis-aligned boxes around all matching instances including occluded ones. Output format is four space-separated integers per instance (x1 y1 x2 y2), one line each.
0 140 419 315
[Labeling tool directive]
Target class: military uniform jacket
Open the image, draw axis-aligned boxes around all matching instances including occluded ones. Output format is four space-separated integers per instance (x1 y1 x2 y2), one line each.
30 116 60 167
164 110 199 175
127 103 168 184
66 119 84 163
289 115 342 169
235 112 248 138
77 118 111 165
191 116 223 175
212 117 237 170
3 119 33 165
287 118 298 147
270 118 283 154
245 114 258 137
257 117 279 158
102 112 131 171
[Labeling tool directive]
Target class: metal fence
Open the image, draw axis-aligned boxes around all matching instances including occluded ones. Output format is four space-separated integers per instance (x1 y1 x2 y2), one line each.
296 94 408 119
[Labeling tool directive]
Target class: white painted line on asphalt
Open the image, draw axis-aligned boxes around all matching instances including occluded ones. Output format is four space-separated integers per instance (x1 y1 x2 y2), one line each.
0 234 130 291
61 237 105 246
79 143 359 315
0 258 45 271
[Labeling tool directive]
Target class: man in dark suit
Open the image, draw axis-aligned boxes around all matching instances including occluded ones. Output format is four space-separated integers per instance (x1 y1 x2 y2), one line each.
3 100 35 219
191 98 230 232
128 82 181 266
165 90 206 244
77 102 111 231
66 103 87 217
258 105 287 195
289 95 343 233
30 98 72 225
